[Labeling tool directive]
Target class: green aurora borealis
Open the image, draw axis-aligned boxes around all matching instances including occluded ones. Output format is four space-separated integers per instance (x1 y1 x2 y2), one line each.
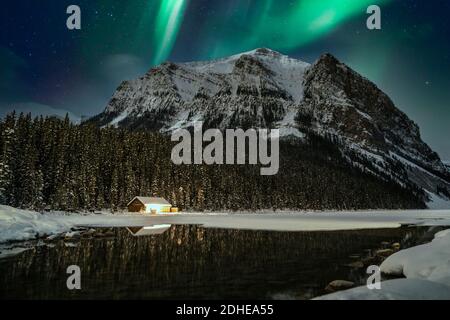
152 0 188 65
133 0 391 64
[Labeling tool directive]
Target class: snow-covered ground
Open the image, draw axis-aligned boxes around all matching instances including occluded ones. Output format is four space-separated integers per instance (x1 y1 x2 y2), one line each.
0 206 76 243
381 228 450 286
2 204 450 299
315 278 450 300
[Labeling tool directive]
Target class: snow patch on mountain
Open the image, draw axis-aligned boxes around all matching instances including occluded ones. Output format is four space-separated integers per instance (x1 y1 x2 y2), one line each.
183 48 310 102
108 110 129 127
426 191 450 210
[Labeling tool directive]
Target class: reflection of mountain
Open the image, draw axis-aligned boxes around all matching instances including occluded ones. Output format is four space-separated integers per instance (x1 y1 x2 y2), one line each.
90 48 450 207
0 226 429 299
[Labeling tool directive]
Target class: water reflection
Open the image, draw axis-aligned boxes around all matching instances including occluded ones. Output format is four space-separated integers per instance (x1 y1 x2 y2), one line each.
0 225 438 300
126 224 172 236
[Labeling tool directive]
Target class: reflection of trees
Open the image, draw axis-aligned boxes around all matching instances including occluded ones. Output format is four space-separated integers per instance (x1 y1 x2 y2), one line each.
0 226 426 299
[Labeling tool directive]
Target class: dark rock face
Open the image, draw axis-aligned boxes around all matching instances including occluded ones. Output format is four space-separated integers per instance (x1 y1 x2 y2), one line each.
299 54 450 197
302 54 441 167
89 49 450 205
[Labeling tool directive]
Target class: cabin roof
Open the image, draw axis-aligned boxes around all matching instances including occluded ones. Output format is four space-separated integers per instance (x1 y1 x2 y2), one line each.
127 196 171 207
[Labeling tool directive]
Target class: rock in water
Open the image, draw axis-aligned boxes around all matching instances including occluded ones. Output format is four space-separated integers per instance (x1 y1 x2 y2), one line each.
325 280 355 293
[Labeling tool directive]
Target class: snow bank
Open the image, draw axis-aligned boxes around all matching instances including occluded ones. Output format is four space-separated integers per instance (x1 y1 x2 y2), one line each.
0 205 74 243
317 227 450 300
381 228 450 286
315 279 450 300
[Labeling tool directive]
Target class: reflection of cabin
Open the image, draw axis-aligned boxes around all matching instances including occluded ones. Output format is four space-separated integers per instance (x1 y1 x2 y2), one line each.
126 224 171 236
127 196 173 214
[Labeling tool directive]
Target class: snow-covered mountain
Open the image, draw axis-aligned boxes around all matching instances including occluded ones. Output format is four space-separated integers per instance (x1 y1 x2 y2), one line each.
91 48 450 207
93 48 308 135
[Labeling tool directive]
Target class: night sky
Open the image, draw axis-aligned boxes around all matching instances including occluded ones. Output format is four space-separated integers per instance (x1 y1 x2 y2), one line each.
1 0 449 158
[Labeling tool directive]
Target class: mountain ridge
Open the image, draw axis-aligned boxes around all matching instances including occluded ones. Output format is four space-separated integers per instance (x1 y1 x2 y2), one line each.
89 48 450 208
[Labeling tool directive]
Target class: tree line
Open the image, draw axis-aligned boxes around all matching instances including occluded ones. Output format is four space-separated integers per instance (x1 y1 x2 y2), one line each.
0 112 425 212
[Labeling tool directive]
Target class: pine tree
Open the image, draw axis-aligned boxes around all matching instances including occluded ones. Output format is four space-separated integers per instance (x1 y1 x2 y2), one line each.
110 167 119 212
0 113 16 204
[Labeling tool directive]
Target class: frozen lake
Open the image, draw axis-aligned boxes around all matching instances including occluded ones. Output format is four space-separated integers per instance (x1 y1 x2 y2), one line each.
66 209 450 231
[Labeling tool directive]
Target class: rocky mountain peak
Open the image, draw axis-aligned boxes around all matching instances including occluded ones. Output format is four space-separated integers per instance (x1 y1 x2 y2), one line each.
316 52 341 65
233 54 274 76
253 47 282 55
89 48 450 207
303 52 442 166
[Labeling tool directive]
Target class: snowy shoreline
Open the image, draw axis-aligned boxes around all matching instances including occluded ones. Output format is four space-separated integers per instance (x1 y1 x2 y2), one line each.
316 227 450 300
3 205 450 244
2 205 450 300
